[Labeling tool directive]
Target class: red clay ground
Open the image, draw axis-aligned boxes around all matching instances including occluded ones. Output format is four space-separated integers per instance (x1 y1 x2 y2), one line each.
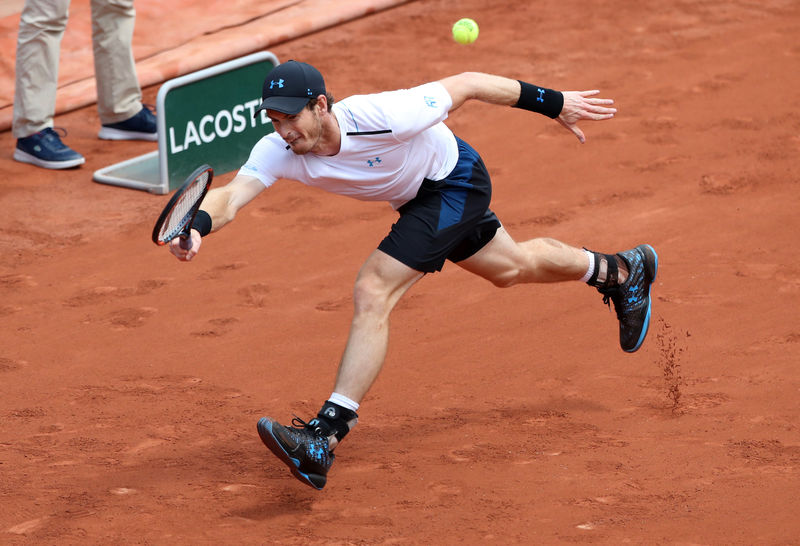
2 0 800 543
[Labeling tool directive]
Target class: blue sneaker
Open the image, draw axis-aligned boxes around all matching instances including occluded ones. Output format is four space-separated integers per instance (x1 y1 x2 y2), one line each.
598 244 659 353
257 416 334 490
98 105 157 141
14 127 85 169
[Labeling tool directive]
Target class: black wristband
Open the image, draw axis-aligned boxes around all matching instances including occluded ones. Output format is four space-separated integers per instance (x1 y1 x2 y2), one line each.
190 209 212 237
513 80 564 119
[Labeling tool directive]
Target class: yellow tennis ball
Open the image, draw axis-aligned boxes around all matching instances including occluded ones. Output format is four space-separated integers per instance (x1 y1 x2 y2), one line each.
452 18 479 44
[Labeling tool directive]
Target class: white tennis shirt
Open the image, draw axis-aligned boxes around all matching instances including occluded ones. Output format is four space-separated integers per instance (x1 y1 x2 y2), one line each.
239 81 460 210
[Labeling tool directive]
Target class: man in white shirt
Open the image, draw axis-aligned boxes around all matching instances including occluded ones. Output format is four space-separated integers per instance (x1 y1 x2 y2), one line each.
168 60 658 490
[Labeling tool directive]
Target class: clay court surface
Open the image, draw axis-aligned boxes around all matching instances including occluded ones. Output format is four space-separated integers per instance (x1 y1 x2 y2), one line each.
1 0 799 543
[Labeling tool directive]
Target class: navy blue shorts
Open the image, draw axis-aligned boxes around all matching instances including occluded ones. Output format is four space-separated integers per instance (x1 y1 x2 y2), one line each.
377 136 501 273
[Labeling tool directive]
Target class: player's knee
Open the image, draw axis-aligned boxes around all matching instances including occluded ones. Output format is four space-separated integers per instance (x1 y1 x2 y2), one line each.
352 275 391 316
489 269 521 288
477 261 524 288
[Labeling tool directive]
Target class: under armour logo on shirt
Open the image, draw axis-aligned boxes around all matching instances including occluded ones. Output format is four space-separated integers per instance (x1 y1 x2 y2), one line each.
270 79 285 89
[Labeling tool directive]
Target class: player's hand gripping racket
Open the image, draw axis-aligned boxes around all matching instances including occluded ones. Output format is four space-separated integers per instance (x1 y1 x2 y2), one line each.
151 164 213 250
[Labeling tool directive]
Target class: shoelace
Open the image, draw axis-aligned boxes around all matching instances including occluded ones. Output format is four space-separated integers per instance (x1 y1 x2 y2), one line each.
289 415 330 464
291 415 326 437
31 127 73 152
605 299 621 319
600 288 624 320
39 126 69 139
291 415 312 430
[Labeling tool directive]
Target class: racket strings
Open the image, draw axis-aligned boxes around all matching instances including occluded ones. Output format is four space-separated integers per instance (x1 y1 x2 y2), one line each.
158 173 209 242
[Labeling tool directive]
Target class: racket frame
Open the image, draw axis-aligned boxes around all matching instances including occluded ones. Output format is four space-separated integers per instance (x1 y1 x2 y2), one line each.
151 164 214 249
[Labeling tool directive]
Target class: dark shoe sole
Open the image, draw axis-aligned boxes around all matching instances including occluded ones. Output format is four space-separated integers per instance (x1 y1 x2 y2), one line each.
257 417 326 490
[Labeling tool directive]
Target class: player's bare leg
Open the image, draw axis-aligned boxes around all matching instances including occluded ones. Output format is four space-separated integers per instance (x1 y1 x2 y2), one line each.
257 250 423 488
458 227 657 352
257 231 655 489
333 251 424 402
457 227 608 285
324 250 423 448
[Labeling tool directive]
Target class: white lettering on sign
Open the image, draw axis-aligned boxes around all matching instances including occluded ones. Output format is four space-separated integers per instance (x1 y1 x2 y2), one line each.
168 98 271 154
184 121 201 148
199 115 215 143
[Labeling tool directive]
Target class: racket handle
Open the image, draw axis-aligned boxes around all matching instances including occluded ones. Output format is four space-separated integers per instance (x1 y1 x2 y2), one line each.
179 232 193 251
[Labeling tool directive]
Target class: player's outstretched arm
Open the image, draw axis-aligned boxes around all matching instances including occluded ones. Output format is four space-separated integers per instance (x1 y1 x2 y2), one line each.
438 72 616 143
169 174 264 261
439 72 522 111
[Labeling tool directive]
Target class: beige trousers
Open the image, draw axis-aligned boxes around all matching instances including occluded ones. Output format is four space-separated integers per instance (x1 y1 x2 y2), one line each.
12 0 143 138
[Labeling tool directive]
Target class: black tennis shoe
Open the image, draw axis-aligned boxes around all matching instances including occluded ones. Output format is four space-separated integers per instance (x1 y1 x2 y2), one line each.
257 416 333 490
598 244 658 353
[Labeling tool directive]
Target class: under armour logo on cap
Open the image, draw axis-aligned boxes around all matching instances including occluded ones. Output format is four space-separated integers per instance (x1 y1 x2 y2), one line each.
253 60 327 117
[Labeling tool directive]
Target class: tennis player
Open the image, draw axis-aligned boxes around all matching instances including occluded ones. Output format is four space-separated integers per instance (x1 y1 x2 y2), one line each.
168 61 658 490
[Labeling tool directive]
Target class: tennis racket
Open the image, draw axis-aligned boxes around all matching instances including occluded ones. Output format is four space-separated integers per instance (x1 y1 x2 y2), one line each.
151 164 213 250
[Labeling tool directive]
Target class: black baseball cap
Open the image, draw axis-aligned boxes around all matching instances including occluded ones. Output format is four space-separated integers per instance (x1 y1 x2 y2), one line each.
253 60 326 117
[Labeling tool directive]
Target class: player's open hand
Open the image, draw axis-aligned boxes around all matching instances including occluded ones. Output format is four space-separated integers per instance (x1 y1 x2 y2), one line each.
557 90 616 143
168 230 202 261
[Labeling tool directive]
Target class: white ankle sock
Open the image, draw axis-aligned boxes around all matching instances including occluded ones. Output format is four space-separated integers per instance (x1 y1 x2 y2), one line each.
579 249 595 284
328 392 359 412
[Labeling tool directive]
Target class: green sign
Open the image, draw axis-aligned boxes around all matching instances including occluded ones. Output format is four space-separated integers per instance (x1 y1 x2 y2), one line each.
93 52 279 194
161 52 278 189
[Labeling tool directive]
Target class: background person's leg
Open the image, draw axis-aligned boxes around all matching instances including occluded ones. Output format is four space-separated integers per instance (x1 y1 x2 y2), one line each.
90 0 141 124
12 0 70 138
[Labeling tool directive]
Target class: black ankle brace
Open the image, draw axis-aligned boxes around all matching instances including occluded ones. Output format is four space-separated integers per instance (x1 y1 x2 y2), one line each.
308 401 358 442
586 251 621 289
